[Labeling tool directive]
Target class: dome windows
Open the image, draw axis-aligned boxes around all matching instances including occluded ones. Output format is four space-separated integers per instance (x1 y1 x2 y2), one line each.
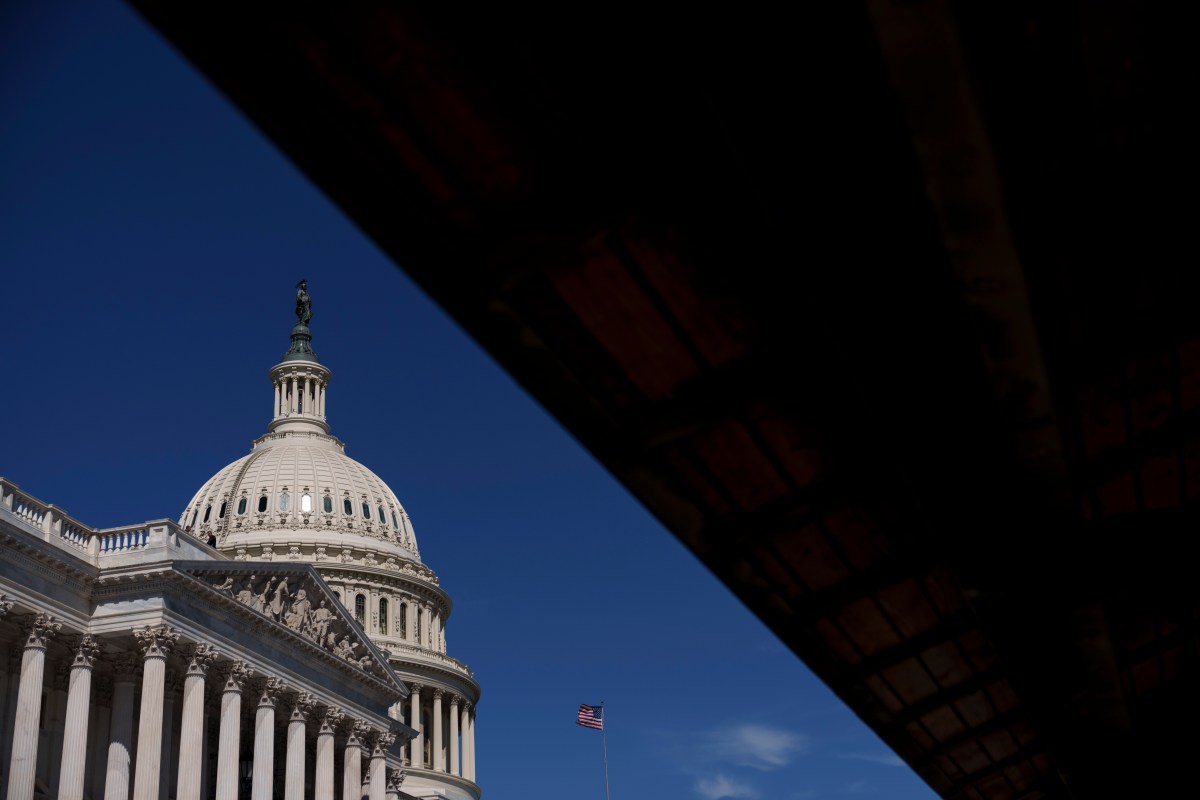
377 505 386 526
343 497 353 516
391 509 399 530
279 491 290 512
257 494 268 513
218 501 227 519
361 502 371 520
323 493 333 514
237 496 247 516
202 505 212 524
301 492 312 513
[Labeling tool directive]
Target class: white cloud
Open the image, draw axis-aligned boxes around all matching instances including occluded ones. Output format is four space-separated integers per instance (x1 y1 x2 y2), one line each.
695 774 759 800
723 724 810 771
837 752 906 768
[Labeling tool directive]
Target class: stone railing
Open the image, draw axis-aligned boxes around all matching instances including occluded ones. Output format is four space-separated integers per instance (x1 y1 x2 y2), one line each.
0 477 226 565
376 638 474 678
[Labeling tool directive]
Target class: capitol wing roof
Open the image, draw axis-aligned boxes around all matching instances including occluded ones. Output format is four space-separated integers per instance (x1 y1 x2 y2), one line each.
174 560 408 700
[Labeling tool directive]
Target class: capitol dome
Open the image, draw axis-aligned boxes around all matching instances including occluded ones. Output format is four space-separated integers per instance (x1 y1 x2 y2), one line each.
179 283 480 797
181 430 422 564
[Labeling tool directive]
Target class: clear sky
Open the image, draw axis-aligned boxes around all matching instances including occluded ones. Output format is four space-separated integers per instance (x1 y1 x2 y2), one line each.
0 3 937 799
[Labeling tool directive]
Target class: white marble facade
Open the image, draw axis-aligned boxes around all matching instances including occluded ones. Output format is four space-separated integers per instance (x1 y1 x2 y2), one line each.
0 290 481 800
0 478 411 799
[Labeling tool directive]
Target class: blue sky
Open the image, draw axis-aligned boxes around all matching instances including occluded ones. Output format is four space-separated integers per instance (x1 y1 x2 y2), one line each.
0 3 937 798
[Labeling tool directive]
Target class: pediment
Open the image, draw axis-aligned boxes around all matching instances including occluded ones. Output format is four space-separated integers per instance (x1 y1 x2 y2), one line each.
173 561 405 697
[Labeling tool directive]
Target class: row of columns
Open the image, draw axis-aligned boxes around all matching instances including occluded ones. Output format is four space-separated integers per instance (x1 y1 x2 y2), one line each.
404 683 475 781
274 375 326 419
2 614 405 800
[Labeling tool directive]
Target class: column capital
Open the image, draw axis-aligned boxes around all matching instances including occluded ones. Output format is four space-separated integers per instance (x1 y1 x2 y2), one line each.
289 690 317 721
448 693 462 708
387 768 407 791
344 718 369 745
319 706 345 735
133 624 180 660
0 593 14 619
66 633 102 669
179 642 220 676
252 676 286 708
371 730 397 757
217 659 254 692
109 650 141 683
18 613 61 650
432 688 445 701
408 682 424 694
461 700 473 713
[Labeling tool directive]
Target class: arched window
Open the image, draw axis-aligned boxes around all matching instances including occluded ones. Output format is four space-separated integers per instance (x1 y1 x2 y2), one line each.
257 495 268 513
343 498 353 516
278 492 290 512
323 494 333 513
378 505 386 526
237 496 247 515
354 594 365 625
301 493 312 513
379 599 389 633
361 502 371 520
391 510 399 530
218 501 227 519
202 505 212 523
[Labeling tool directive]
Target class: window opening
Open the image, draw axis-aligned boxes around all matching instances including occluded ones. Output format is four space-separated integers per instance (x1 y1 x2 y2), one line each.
237 497 247 515
301 493 312 513
257 495 268 513
379 599 389 633
355 594 365 625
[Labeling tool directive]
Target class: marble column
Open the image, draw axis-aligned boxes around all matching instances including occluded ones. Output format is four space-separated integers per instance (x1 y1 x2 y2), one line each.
284 692 315 800
404 601 415 642
342 721 366 800
449 695 460 777
251 678 284 800
418 605 429 648
463 702 475 782
432 690 445 772
132 625 180 800
368 731 395 800
6 614 61 800
385 767 406 800
58 635 101 800
408 684 423 768
214 660 254 800
315 708 343 800
104 653 139 800
47 663 70 797
175 644 217 800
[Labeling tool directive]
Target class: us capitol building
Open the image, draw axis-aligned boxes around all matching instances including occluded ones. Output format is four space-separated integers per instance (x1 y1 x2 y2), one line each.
0 285 481 800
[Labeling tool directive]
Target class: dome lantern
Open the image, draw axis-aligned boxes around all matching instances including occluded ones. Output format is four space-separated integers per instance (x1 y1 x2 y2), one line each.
268 279 331 435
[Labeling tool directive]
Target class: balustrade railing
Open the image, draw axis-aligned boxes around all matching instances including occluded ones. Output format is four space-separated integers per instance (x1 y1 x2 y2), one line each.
0 477 218 564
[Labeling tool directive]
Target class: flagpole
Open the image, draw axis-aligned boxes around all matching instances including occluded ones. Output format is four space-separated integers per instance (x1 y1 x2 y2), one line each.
601 702 611 800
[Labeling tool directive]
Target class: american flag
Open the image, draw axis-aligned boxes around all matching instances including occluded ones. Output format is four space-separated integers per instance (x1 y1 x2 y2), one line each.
576 704 604 731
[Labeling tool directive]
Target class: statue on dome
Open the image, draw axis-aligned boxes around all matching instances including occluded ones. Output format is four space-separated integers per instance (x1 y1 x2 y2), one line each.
296 279 312 325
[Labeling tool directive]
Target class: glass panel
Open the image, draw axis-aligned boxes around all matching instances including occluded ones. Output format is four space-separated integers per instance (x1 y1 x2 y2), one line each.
218 502 226 519
237 497 247 515
323 495 333 513
258 495 268 513
355 595 365 624
202 505 211 523
343 498 353 516
378 505 386 525
362 502 371 519
379 599 389 632
301 493 312 512
279 493 290 512
391 510 399 529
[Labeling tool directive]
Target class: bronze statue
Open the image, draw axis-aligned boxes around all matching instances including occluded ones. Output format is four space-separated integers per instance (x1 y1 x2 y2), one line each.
296 279 312 325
